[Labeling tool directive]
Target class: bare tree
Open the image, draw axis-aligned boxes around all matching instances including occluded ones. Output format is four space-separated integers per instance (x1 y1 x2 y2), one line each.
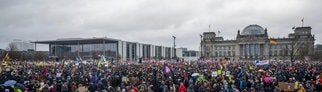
6 43 20 60
34 52 45 61
6 43 18 51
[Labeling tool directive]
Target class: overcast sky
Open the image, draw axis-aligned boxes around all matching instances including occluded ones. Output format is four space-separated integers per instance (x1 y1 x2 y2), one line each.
1 0 322 51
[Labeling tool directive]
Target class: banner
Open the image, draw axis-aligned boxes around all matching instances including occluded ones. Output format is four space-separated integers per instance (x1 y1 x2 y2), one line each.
278 82 295 91
255 60 269 65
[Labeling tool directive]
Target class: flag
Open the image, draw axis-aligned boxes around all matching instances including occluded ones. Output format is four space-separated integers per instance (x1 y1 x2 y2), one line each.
100 55 106 62
301 18 304 22
164 65 171 73
165 66 171 73
97 61 101 68
75 57 80 63
197 74 204 82
269 39 277 45
75 57 81 65
60 59 65 69
218 30 221 34
209 24 210 32
1 53 11 66
78 55 82 61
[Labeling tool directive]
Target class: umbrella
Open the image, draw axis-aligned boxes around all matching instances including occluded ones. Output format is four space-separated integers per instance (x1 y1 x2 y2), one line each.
3 80 17 87
191 73 199 77
263 76 272 83
258 69 265 73
15 83 26 91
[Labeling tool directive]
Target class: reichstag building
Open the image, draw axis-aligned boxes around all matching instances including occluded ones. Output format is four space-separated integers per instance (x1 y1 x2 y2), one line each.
201 24 315 61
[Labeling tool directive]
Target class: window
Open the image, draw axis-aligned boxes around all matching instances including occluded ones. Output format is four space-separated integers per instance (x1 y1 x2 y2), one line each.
215 52 218 57
272 45 276 49
191 52 197 57
284 50 289 56
281 45 285 49
279 50 283 56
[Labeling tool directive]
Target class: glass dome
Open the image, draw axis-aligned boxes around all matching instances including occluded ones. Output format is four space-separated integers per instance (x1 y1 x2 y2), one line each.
241 24 265 35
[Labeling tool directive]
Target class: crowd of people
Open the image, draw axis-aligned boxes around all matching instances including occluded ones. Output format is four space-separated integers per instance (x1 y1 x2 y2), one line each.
1 60 322 92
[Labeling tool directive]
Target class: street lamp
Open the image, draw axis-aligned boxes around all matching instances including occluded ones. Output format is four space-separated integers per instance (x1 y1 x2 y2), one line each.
200 34 203 59
172 36 176 59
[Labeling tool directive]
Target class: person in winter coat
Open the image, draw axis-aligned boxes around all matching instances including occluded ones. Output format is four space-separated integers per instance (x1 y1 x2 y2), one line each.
130 85 139 92
47 85 56 92
169 82 177 92
187 84 195 92
88 83 97 92
297 85 306 92
179 82 187 92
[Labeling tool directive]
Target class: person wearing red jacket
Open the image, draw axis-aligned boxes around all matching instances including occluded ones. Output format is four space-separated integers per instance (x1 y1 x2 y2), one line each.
179 82 187 92
131 85 139 92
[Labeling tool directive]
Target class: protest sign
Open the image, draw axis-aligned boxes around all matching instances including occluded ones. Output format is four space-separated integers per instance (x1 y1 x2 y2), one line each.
278 82 295 91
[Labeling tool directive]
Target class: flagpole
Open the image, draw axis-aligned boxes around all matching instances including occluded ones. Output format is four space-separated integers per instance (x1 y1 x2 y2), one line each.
209 24 210 32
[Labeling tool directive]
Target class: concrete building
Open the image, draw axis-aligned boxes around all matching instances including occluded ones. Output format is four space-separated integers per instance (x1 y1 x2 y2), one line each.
9 40 35 51
177 48 200 61
201 24 315 61
34 37 177 61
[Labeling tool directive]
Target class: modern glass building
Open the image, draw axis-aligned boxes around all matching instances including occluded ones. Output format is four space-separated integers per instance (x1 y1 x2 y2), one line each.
34 37 176 61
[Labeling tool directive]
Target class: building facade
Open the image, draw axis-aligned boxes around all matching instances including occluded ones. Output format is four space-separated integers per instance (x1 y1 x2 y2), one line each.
201 24 315 61
34 37 176 61
9 40 35 51
315 44 322 52
177 48 200 61
313 44 322 61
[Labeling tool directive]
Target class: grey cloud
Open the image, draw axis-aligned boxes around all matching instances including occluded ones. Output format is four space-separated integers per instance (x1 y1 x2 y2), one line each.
1 0 322 51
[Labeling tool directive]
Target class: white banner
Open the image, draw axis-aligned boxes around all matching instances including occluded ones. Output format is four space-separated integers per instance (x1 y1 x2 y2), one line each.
211 71 218 77
255 60 269 65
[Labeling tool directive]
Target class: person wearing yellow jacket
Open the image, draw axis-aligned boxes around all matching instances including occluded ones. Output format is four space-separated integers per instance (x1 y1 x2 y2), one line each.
296 85 306 92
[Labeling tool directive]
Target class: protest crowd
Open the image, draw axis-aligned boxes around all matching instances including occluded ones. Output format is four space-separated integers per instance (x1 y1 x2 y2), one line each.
1 58 322 92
